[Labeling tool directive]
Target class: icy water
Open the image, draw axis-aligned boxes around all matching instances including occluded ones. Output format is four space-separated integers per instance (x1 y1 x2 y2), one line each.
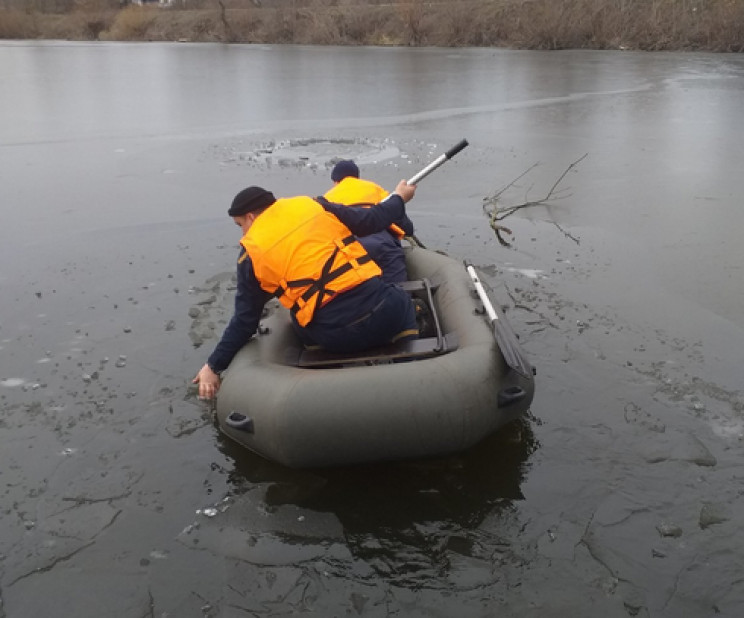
1 41 744 617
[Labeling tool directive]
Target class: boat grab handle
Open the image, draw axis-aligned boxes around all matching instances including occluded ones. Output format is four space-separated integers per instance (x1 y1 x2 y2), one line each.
497 386 527 408
225 412 255 433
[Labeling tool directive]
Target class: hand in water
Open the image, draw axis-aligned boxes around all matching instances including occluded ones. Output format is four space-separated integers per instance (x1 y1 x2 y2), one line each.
193 364 220 400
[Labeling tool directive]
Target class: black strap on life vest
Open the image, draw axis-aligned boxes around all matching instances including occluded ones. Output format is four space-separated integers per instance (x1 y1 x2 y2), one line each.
274 234 373 321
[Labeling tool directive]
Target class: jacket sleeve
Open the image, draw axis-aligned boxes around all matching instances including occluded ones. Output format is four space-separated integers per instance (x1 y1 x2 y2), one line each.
392 210 414 237
318 195 406 237
207 250 273 374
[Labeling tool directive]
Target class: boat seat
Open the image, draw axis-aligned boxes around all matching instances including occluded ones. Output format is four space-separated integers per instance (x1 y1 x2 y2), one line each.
297 333 457 368
396 277 439 295
296 277 454 368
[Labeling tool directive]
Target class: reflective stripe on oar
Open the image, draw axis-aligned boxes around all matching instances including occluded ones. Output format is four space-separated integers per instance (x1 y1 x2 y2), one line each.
465 264 533 379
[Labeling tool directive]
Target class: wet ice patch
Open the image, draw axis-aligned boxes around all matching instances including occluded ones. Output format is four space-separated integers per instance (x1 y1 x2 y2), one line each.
215 136 402 172
267 137 400 168
709 417 744 440
1 378 25 388
504 267 546 279
637 360 744 442
196 496 234 519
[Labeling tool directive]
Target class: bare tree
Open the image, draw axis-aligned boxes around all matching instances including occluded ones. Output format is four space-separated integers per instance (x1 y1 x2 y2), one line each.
397 0 425 46
217 0 236 41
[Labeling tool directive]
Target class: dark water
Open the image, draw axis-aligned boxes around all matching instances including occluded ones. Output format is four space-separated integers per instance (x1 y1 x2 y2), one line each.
1 41 743 617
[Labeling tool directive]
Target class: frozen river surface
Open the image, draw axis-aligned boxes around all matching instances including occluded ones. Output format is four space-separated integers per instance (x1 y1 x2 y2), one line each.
1 41 744 617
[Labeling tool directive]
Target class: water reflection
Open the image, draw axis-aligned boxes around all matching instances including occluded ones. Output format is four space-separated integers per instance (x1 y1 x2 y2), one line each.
214 416 538 584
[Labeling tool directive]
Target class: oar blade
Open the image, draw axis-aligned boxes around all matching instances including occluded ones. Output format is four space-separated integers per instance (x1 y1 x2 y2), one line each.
464 262 533 379
492 314 533 379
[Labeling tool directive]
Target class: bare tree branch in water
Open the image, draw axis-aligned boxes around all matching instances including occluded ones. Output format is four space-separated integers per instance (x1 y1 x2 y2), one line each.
483 153 588 247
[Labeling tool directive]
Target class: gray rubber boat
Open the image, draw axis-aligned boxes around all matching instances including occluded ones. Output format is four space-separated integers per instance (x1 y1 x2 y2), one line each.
215 245 535 468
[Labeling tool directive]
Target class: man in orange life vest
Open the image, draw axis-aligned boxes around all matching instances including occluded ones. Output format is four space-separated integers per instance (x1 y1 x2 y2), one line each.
193 180 419 399
322 159 413 284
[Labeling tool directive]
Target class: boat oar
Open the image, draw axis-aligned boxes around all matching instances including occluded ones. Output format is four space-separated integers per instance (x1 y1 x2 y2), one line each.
391 139 468 248
406 139 469 185
465 263 533 379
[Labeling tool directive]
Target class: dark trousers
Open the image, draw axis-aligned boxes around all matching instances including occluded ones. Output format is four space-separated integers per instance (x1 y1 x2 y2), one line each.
293 282 417 352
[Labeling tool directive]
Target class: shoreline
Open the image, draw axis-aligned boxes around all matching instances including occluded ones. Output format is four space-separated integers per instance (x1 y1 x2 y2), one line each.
2 0 744 52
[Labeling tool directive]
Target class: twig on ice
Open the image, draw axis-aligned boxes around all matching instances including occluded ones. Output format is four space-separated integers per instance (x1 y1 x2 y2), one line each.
483 153 588 246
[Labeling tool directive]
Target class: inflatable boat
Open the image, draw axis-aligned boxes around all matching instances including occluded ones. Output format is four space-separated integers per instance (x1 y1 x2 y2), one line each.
215 245 535 468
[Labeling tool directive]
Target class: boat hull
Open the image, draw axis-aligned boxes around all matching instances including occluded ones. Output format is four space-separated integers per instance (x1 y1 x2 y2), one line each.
215 246 535 468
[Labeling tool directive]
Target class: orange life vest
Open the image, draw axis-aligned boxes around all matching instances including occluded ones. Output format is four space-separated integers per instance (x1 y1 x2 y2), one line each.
324 177 406 239
240 196 382 327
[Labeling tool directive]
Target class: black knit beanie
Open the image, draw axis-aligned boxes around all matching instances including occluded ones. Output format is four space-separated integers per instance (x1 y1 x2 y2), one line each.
331 160 359 182
228 186 276 216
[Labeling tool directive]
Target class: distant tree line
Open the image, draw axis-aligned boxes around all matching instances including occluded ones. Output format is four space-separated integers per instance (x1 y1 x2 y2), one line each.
0 0 111 11
0 0 214 11
2 0 743 51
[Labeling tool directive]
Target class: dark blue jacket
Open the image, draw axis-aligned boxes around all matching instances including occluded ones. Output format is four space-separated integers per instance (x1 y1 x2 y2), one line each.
207 195 408 373
357 230 409 284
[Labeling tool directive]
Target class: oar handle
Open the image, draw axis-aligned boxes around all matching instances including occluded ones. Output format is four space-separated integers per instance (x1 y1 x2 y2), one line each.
444 138 469 160
406 138 469 185
465 264 498 324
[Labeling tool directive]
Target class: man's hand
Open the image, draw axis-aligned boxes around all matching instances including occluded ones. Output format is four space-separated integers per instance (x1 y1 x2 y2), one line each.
193 363 221 400
393 179 416 203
